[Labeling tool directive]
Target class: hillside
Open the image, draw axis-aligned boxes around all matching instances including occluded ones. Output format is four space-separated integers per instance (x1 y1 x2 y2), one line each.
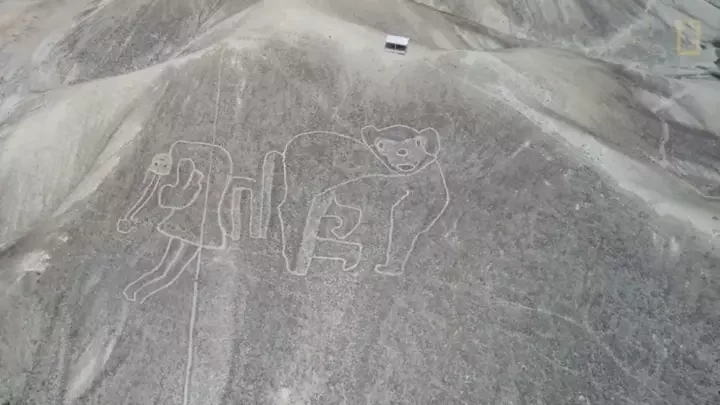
1 0 719 404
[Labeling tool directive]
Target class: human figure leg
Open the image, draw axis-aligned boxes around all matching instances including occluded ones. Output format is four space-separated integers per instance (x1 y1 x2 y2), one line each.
123 238 199 303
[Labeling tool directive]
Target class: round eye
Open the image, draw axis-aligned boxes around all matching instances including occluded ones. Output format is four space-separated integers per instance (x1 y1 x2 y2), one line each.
376 141 384 150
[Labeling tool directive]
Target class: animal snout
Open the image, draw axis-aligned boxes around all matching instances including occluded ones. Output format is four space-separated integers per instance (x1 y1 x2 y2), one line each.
396 149 408 156
397 164 415 172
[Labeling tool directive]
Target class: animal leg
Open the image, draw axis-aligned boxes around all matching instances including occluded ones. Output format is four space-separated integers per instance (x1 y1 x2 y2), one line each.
374 190 427 276
280 192 334 276
279 192 313 275
325 195 361 239
313 237 362 271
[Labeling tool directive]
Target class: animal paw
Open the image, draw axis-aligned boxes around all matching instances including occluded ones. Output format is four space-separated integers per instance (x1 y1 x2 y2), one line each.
341 256 361 272
374 264 404 276
285 252 311 276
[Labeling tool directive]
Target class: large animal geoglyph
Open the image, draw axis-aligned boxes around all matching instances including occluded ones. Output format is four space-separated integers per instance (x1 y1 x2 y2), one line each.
117 125 450 303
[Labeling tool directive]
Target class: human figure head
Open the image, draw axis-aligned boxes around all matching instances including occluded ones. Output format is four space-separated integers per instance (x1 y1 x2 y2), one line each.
149 153 172 176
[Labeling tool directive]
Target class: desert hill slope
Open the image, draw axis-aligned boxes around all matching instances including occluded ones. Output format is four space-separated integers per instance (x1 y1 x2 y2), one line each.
0 0 719 404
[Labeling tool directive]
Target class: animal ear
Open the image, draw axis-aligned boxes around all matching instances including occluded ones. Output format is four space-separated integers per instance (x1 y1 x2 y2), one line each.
361 125 380 148
375 138 386 152
417 127 440 155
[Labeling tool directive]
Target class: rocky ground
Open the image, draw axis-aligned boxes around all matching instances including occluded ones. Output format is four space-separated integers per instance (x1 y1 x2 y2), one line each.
0 0 719 404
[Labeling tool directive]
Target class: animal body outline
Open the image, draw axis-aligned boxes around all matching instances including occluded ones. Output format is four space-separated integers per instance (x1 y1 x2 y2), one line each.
117 124 450 295
273 124 450 277
112 122 450 405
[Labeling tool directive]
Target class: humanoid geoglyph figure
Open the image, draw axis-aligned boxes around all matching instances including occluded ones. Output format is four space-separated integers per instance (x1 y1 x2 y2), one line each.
117 140 280 303
116 124 450 298
117 141 233 303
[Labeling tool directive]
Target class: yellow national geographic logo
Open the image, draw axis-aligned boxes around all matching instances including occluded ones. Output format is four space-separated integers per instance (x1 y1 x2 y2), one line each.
675 19 702 56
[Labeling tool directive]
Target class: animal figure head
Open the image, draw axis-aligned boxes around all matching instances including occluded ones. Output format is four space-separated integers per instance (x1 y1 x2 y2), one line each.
362 125 441 174
149 153 172 176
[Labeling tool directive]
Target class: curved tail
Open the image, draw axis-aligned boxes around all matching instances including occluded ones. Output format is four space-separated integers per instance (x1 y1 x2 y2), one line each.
256 150 284 239
222 150 284 240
